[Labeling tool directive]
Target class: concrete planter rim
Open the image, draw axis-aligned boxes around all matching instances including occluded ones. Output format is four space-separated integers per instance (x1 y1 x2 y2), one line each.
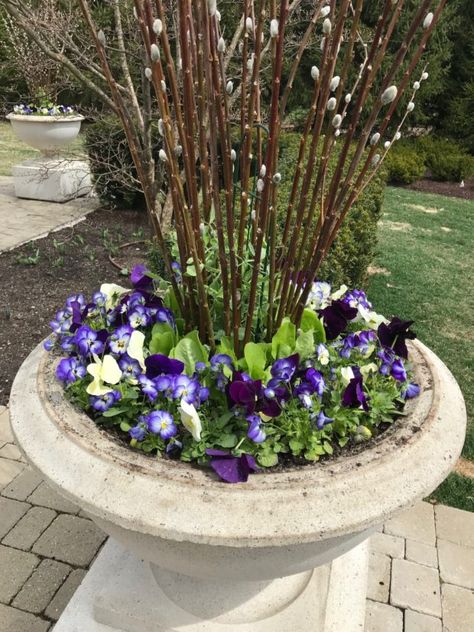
10 339 466 549
6 113 84 123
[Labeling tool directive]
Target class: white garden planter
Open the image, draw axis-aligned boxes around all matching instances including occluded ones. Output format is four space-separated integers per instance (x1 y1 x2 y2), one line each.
10 340 466 632
6 113 92 202
6 113 84 156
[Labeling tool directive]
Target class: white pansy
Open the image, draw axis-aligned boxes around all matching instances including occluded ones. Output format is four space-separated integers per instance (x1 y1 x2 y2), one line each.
100 283 128 310
423 12 433 29
340 366 355 386
86 354 122 396
330 75 340 91
153 19 163 35
317 343 330 366
331 284 348 300
327 97 337 111
358 305 388 330
381 85 397 105
360 363 378 378
306 281 332 309
127 331 146 370
311 65 320 81
179 400 202 441
270 19 279 38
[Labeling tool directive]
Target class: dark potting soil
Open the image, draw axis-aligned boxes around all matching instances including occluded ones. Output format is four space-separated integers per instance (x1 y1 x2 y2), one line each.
0 207 150 406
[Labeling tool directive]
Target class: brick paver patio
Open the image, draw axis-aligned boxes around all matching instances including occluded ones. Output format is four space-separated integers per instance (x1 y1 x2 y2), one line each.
1 403 473 631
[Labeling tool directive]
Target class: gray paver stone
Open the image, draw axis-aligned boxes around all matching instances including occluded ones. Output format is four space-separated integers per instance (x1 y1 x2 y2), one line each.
32 514 106 567
370 532 405 559
437 539 474 590
44 568 87 621
1 467 43 501
365 600 403 632
405 539 438 569
0 457 25 492
0 443 23 461
435 504 474 548
2 506 57 551
12 558 71 614
385 502 436 546
404 609 442 632
0 603 50 632
0 409 13 445
390 558 441 617
27 481 79 514
441 584 474 632
0 544 39 603
0 496 30 538
367 551 391 602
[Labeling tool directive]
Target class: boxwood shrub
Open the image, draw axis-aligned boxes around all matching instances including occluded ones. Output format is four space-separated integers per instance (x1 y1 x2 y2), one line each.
384 142 426 185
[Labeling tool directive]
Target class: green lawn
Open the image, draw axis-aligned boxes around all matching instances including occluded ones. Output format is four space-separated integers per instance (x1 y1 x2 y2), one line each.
0 121 85 176
368 186 474 511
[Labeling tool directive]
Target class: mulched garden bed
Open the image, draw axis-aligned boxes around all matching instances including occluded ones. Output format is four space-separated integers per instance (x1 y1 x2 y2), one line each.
0 207 150 406
407 177 474 201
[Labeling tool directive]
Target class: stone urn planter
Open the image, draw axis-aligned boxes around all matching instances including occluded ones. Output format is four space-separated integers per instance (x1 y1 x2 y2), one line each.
6 113 91 202
6 113 85 156
10 339 466 632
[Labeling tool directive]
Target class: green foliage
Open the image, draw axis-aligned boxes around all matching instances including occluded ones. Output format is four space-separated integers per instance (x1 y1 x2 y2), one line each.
277 132 386 289
421 137 474 182
384 142 426 185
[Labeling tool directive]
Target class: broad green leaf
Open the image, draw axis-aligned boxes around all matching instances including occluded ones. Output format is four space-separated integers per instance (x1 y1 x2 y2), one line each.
289 438 304 454
120 422 131 432
173 331 208 375
102 407 128 418
244 342 268 380
300 309 326 343
295 329 315 361
323 441 334 455
150 322 175 356
257 452 279 467
164 287 181 316
271 318 296 359
216 335 238 364
215 434 238 448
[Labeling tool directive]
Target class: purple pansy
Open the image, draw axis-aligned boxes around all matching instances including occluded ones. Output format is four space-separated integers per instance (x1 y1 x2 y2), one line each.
206 449 258 483
402 382 420 399
246 415 266 443
109 325 133 355
316 410 334 430
129 421 147 441
342 374 370 412
74 326 107 357
56 357 86 384
128 305 150 329
320 300 358 340
271 354 299 382
130 264 154 290
171 375 201 404
305 368 326 397
138 375 159 401
145 354 184 378
118 355 142 381
377 317 416 359
89 390 121 412
210 354 234 371
391 358 407 382
146 410 177 439
229 378 261 414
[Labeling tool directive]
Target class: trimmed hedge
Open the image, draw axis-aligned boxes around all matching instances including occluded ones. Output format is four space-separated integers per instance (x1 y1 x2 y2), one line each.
418 137 474 182
384 142 426 185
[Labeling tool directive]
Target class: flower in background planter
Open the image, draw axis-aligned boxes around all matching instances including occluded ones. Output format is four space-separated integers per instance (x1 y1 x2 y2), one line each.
90 390 121 413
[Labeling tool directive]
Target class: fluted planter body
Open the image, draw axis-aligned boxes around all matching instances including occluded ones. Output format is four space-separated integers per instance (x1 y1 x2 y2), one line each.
7 113 84 156
10 340 466 632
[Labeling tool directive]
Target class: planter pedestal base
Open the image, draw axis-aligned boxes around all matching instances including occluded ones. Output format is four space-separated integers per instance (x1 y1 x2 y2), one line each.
54 538 369 632
12 157 92 202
